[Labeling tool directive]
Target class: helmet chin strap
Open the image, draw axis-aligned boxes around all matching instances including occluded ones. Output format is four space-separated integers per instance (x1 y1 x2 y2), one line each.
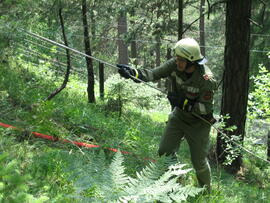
184 60 195 72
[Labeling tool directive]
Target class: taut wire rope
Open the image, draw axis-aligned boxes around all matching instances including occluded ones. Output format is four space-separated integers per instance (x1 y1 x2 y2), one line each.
21 29 167 94
20 29 270 165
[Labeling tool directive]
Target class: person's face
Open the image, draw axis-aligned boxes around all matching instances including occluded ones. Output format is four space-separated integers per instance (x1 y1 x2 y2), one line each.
176 56 187 72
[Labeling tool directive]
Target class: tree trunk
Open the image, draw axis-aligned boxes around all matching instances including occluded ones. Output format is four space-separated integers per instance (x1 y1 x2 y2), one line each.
216 0 251 173
267 131 270 161
99 62 104 99
82 0 95 103
89 2 96 38
131 40 137 65
178 0 183 40
46 8 71 101
199 0 206 56
130 14 138 66
155 34 161 68
155 33 161 88
117 11 129 64
165 47 172 92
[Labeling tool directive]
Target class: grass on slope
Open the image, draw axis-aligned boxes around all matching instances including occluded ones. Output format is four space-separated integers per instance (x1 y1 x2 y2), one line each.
1 59 270 202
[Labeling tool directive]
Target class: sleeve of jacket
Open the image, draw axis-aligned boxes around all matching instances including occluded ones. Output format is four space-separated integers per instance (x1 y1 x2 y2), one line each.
193 75 217 115
137 58 177 82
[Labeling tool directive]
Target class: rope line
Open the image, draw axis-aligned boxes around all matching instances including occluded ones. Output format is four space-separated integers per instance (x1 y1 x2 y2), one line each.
22 39 84 62
60 33 270 53
17 46 89 77
19 53 88 77
21 29 167 94
54 23 270 37
192 113 270 164
17 45 79 69
0 121 155 162
20 27 270 53
20 29 270 165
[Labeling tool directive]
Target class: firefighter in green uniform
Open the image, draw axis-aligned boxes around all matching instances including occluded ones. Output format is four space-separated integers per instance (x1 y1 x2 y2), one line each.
117 38 217 192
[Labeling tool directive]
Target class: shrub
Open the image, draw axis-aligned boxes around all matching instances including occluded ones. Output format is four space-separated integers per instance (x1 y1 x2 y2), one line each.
248 64 270 121
0 153 49 203
104 74 169 115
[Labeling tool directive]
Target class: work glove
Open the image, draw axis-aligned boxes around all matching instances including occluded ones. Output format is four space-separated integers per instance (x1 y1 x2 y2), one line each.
116 64 141 83
167 92 196 112
183 98 196 112
167 92 183 108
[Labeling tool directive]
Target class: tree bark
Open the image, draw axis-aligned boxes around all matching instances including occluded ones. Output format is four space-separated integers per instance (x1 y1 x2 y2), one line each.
130 14 138 66
89 2 96 38
117 11 129 64
155 33 161 88
165 47 172 93
82 0 95 103
130 40 137 65
199 0 206 56
99 62 104 99
46 8 71 101
216 0 251 173
178 0 183 40
267 131 270 161
155 34 161 68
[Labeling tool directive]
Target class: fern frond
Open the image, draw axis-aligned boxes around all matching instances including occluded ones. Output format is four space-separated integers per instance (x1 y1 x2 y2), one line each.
169 185 204 202
120 159 197 202
108 151 130 188
69 150 202 202
94 151 132 201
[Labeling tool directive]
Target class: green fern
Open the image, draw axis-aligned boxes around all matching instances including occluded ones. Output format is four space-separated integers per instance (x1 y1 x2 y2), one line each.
120 159 199 202
108 151 131 189
68 151 203 202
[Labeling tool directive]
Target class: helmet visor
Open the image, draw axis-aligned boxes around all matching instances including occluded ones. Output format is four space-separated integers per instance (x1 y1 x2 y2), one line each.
197 57 208 65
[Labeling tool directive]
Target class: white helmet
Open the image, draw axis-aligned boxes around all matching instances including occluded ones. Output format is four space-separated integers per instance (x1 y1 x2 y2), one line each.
174 38 207 64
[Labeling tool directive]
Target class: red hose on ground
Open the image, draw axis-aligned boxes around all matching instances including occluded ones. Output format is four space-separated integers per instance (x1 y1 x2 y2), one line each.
0 121 155 162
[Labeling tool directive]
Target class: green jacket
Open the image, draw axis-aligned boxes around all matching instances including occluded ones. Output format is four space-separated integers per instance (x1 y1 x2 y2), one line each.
138 58 217 115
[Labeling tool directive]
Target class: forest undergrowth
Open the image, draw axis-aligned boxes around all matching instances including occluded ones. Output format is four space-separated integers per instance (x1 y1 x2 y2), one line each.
0 59 270 202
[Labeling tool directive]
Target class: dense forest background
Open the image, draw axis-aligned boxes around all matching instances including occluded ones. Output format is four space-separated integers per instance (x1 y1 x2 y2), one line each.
0 0 269 202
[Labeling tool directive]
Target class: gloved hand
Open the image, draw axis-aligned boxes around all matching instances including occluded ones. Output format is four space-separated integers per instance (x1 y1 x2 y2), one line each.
116 64 141 83
183 99 196 112
117 64 134 79
167 92 184 108
167 92 196 112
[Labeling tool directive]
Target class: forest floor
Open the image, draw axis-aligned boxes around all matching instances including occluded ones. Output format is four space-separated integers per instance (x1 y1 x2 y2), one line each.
1 60 270 202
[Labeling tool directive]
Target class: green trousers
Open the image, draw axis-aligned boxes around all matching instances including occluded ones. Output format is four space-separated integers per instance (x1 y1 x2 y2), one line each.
158 107 211 191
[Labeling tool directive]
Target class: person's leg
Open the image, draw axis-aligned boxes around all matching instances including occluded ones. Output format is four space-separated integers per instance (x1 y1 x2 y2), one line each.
158 109 185 157
185 121 211 192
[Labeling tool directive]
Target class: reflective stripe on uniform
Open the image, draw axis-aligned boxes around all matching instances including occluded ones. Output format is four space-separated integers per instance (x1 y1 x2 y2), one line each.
134 68 139 78
187 86 199 93
171 72 184 85
147 71 154 81
198 102 207 114
196 164 210 174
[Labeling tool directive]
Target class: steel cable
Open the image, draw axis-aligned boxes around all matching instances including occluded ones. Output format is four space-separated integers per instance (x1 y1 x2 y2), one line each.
21 29 167 94
20 29 270 165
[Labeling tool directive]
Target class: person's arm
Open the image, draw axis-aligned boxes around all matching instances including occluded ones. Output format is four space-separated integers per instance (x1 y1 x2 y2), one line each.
117 58 176 82
138 58 177 82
